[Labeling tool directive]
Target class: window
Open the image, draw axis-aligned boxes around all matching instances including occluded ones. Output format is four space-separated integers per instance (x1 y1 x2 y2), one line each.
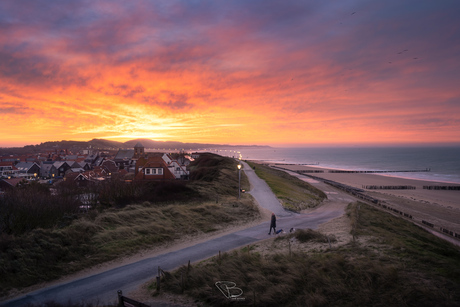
144 168 163 175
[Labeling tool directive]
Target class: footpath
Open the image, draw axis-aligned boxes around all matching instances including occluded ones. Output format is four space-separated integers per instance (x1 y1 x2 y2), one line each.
1 162 352 307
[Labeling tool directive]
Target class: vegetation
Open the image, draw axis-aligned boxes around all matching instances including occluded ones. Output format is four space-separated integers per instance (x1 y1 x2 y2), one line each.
0 181 81 234
275 228 337 244
0 153 257 297
156 202 460 306
247 162 327 211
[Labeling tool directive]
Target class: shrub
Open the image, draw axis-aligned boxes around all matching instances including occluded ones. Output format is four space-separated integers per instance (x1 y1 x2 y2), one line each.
0 182 80 235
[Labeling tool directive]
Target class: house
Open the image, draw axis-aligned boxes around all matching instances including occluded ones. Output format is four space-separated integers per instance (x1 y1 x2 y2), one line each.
114 149 135 167
93 156 105 167
40 161 57 178
78 161 93 171
101 159 119 175
85 152 99 164
167 160 189 180
66 161 90 170
64 172 90 187
134 156 176 181
67 168 85 175
161 154 190 180
114 143 146 172
0 162 19 178
0 178 24 190
91 166 109 178
15 162 41 179
53 161 72 177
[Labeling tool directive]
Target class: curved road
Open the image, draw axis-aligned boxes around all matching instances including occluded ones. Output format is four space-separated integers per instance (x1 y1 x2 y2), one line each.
2 162 355 306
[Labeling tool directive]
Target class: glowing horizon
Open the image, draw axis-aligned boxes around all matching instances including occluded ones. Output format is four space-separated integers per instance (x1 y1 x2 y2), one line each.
1 1 460 148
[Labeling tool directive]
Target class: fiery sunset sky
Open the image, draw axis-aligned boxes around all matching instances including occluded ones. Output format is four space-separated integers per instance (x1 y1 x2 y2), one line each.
1 0 460 147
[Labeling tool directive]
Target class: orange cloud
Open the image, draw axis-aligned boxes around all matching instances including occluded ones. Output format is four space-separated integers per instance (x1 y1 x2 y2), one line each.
1 1 460 147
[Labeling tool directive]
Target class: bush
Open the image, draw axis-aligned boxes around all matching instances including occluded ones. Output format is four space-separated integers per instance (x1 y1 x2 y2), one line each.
0 182 81 235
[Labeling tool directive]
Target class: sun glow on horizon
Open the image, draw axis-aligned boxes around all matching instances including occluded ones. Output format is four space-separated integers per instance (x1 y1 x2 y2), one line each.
1 1 459 148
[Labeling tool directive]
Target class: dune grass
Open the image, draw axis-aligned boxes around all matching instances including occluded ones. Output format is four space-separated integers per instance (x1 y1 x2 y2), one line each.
246 162 327 212
155 202 460 306
0 199 259 296
0 154 258 298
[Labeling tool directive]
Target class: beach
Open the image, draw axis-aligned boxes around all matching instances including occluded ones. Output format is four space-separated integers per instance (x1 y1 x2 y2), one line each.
268 163 460 235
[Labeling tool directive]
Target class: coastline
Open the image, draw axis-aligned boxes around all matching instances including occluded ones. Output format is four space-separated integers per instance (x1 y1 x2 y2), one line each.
260 162 460 235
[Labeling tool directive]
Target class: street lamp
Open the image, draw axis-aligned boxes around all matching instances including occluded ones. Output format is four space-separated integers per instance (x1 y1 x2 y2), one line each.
237 164 241 199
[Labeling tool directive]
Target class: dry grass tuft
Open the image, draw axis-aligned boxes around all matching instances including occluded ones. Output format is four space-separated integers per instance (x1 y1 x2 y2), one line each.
0 154 260 298
155 203 460 306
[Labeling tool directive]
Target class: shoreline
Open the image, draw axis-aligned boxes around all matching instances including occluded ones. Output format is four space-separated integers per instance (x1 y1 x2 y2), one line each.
256 162 460 236
272 163 460 185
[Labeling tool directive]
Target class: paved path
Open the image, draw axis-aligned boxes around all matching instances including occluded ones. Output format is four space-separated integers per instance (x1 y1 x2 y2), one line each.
243 162 295 218
2 162 354 307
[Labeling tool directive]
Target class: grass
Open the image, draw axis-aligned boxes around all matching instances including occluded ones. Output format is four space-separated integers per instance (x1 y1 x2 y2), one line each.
275 228 337 244
0 154 258 298
246 162 327 212
0 200 259 296
155 202 460 306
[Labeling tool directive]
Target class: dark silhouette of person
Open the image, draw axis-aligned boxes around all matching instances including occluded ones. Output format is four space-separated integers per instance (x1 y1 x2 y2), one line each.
269 213 276 235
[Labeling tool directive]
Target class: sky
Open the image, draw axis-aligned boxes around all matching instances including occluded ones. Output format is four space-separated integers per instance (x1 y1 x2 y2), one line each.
1 0 460 147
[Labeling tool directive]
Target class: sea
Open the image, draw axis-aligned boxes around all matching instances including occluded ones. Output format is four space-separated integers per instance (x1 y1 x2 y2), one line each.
214 146 460 184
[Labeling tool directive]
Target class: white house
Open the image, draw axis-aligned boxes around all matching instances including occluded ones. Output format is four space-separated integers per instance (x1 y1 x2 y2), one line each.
161 154 189 180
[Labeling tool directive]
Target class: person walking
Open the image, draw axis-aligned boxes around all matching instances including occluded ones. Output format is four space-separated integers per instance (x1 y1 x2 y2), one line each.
268 213 276 235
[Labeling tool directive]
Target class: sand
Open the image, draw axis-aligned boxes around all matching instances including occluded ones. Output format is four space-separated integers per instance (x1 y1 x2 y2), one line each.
274 164 460 234
123 164 460 305
7 163 459 306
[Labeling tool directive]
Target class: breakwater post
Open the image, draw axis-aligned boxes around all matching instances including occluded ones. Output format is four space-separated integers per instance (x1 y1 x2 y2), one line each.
423 186 460 190
363 185 416 190
329 168 430 173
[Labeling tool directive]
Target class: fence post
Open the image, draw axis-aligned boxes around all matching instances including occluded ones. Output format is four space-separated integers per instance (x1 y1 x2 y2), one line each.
181 272 184 293
117 290 123 307
156 265 161 291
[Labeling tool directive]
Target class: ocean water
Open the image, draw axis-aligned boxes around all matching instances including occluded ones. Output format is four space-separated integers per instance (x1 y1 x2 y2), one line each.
216 147 460 184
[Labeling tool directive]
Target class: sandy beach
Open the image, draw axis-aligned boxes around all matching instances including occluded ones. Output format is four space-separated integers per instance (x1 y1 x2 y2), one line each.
270 164 460 235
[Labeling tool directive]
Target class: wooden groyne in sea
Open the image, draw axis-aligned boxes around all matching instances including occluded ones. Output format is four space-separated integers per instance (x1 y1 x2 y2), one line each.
276 165 431 174
329 168 431 173
423 186 460 190
275 163 320 166
363 185 416 190
272 165 460 242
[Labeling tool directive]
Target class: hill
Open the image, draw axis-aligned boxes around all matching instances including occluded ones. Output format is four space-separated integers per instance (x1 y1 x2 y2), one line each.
0 139 270 155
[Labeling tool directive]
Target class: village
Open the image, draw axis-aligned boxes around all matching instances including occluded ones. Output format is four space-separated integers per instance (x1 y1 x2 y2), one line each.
0 142 197 192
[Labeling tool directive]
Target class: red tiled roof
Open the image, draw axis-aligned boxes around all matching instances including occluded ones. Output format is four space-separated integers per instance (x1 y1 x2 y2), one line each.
134 156 175 181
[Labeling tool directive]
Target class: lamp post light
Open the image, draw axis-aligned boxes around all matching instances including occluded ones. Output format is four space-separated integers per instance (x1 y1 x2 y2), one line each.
237 164 241 199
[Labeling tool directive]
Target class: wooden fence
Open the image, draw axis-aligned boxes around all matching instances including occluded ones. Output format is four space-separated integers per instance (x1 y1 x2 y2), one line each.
117 290 149 307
